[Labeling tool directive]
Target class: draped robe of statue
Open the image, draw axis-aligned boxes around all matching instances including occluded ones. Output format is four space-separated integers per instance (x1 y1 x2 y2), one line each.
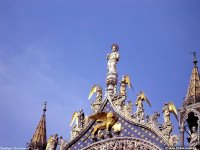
162 104 170 124
106 44 119 96
107 50 119 74
189 126 198 149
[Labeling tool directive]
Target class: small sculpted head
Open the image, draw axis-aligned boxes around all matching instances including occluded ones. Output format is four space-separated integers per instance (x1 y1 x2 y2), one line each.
111 44 119 52
191 126 197 133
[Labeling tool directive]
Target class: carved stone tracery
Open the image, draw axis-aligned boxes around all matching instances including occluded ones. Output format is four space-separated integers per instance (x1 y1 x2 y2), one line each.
82 137 162 150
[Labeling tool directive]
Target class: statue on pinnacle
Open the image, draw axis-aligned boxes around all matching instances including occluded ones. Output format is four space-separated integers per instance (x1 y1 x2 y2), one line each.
106 44 120 98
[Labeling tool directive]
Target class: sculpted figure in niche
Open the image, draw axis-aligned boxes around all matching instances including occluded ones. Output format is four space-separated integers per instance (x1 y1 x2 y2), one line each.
188 126 199 149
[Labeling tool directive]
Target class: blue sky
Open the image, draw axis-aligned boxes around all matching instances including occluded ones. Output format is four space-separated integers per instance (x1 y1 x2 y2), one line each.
0 0 200 147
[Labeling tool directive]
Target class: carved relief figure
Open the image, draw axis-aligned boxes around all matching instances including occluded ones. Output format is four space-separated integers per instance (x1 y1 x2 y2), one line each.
83 138 161 150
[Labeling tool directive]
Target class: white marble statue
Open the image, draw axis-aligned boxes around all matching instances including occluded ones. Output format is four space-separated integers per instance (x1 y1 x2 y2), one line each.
107 44 119 74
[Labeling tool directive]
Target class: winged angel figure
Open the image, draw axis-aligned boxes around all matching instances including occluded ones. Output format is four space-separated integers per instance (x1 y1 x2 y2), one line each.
162 102 178 124
70 109 85 128
88 85 103 113
134 91 151 122
115 75 134 110
70 109 86 139
119 75 134 96
161 102 179 145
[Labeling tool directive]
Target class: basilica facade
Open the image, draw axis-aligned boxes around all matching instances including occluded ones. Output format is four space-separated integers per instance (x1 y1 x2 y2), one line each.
27 44 200 150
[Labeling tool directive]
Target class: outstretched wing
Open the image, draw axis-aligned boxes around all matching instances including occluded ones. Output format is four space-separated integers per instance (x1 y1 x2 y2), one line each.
140 91 151 107
168 102 178 121
88 85 97 100
70 111 78 127
124 75 134 91
88 112 108 122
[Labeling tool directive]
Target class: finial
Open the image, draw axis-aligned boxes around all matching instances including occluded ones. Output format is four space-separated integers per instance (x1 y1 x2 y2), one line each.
43 101 47 114
193 52 198 66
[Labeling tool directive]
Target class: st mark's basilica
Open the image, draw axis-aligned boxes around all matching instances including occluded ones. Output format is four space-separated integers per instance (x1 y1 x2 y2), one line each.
27 44 200 150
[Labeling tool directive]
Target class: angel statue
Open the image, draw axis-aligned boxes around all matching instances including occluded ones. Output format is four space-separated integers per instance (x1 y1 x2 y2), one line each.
119 75 134 96
162 102 178 124
116 75 134 109
88 84 103 113
83 112 118 141
161 102 178 138
70 109 85 139
134 91 151 122
46 134 59 150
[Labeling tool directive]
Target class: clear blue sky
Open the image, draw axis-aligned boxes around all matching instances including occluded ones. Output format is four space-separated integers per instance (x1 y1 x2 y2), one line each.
0 0 200 147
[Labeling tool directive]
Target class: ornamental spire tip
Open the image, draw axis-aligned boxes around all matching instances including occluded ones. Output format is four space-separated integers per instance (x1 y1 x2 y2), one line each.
193 52 198 66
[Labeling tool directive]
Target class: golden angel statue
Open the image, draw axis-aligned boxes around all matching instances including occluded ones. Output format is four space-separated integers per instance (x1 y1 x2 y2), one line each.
119 75 134 96
88 84 103 113
134 91 151 122
115 75 134 109
70 109 85 139
88 84 102 100
162 102 178 124
70 109 85 128
160 102 178 139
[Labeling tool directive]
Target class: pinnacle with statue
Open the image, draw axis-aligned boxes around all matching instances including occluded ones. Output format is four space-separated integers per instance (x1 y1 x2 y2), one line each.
27 45 200 150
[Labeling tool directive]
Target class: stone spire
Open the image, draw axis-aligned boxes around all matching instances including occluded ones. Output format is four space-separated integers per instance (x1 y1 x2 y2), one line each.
183 52 200 106
28 102 47 150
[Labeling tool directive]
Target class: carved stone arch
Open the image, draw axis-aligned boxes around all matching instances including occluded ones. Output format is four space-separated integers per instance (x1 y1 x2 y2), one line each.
181 109 200 127
82 137 163 150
